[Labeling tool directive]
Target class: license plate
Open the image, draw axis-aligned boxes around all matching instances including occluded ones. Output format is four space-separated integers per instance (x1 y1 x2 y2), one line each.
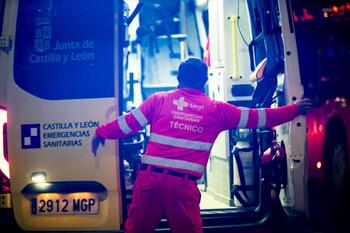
31 192 99 215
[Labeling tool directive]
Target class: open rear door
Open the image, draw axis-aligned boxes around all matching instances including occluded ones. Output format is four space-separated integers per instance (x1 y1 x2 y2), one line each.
246 0 308 217
7 0 124 231
276 0 308 216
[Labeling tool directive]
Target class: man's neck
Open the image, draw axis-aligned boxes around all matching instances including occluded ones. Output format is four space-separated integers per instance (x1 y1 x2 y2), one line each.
177 84 205 92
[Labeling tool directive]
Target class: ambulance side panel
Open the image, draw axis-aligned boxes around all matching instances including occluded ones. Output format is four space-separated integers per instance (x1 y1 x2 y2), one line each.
7 0 123 230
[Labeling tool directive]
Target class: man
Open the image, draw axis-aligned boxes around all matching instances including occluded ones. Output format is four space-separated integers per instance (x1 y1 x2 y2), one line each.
91 58 311 233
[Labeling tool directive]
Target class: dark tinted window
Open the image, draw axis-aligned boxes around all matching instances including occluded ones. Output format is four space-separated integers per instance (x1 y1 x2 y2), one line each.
293 1 350 101
0 0 4 34
14 0 115 100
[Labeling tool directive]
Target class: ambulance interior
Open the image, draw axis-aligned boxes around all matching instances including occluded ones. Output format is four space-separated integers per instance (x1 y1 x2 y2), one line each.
120 0 286 221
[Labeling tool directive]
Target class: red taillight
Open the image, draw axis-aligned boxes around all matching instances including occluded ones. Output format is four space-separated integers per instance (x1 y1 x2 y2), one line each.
0 107 10 193
0 107 10 179
0 173 10 193
3 122 8 161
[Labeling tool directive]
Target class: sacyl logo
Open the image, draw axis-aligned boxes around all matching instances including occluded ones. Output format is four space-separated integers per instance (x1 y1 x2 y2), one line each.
21 124 41 149
173 97 188 111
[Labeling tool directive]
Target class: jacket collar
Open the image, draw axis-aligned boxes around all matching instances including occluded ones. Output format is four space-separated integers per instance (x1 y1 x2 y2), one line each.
176 87 205 96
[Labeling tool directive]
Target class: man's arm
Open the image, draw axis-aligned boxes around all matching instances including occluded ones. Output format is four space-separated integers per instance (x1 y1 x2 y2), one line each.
295 98 312 115
91 94 160 156
217 98 311 129
95 107 149 139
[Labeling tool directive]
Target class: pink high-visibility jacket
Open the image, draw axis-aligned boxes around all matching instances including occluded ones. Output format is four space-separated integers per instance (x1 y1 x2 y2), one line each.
96 88 300 178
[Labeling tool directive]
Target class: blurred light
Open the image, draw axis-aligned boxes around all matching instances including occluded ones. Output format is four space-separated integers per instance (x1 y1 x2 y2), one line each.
70 192 95 198
0 108 9 179
334 97 346 106
30 172 47 183
320 76 331 82
301 8 314 21
312 121 318 135
318 124 323 133
316 161 322 169
37 192 60 199
323 11 329 18
293 11 299 22
346 3 350 11
332 5 339 13
34 182 52 191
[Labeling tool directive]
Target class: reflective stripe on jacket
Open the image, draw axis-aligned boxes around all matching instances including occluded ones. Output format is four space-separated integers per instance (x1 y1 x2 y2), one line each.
96 88 300 177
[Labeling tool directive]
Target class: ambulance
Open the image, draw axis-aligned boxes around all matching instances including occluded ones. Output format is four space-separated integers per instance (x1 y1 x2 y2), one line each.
0 0 349 232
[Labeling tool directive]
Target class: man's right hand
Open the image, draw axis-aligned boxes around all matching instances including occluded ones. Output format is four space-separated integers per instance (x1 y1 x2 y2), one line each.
91 134 105 157
295 98 312 115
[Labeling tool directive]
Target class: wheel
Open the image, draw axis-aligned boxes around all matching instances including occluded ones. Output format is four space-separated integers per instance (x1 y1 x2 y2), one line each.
331 141 348 192
321 120 350 231
325 120 349 208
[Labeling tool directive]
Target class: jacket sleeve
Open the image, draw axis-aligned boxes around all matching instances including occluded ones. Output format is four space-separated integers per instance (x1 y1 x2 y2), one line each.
217 101 301 130
96 94 159 139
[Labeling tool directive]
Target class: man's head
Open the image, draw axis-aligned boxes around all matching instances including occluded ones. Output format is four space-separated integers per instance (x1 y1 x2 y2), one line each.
177 57 208 90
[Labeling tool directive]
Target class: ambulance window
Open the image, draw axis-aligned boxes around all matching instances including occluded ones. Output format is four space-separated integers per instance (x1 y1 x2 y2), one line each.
0 0 4 34
293 1 350 101
14 0 115 100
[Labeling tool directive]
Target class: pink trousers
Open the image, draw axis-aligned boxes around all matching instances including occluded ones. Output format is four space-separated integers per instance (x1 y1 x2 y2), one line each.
125 169 202 233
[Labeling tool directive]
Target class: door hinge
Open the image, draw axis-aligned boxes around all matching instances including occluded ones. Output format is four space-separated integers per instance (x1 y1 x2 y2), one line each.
0 35 13 54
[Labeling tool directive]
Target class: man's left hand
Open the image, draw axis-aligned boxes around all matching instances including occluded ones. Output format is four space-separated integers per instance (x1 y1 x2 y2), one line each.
91 134 105 157
295 98 312 115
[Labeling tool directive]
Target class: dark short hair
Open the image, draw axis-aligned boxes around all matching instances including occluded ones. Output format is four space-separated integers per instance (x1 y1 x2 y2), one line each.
177 58 208 89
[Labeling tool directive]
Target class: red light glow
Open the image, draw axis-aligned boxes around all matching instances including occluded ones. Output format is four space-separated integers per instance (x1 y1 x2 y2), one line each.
318 124 324 133
0 108 9 179
293 11 299 22
332 5 339 13
301 8 315 21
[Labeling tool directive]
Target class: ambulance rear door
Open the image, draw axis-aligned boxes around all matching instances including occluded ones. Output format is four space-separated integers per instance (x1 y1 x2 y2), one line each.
7 0 124 231
247 0 308 217
276 0 309 216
